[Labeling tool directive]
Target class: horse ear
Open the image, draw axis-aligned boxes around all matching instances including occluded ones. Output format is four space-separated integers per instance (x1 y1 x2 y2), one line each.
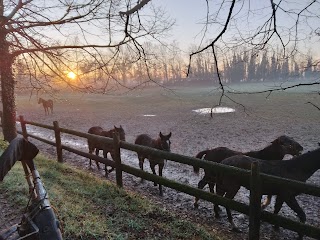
120 125 123 129
271 138 279 144
114 125 118 129
168 132 172 138
159 132 163 138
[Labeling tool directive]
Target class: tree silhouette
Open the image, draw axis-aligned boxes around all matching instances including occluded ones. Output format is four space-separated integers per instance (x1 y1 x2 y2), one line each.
0 0 173 141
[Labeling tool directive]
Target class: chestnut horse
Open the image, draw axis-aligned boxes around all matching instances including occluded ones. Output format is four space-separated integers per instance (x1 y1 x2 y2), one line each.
87 125 125 176
38 98 53 115
193 135 303 209
135 132 172 196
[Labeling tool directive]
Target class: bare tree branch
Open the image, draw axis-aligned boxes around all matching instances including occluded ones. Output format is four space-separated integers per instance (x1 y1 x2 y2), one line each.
119 0 152 16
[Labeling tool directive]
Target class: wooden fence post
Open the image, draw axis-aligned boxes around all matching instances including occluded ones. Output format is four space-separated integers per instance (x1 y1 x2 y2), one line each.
53 121 63 163
249 161 262 240
113 132 123 187
19 115 28 139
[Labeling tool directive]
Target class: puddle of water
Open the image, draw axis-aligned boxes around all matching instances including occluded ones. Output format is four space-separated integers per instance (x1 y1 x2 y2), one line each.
143 114 156 117
193 107 235 114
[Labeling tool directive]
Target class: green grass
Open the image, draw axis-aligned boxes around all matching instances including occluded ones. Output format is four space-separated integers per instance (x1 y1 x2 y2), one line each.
0 141 224 240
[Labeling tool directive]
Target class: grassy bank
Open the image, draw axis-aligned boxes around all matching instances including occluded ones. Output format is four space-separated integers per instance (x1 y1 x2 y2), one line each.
0 142 223 240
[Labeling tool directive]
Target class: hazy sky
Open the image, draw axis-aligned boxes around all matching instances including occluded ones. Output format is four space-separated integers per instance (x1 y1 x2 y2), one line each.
152 0 320 58
153 0 210 49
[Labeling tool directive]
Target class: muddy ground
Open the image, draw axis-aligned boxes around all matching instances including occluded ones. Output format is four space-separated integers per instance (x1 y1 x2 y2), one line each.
1 83 320 239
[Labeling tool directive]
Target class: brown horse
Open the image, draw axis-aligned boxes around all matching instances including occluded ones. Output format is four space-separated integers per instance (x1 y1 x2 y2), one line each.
215 148 320 238
135 132 172 196
193 135 303 209
38 98 53 115
87 125 125 176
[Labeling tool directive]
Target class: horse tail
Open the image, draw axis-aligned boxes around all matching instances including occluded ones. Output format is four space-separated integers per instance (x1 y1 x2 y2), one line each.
193 150 209 174
195 150 209 159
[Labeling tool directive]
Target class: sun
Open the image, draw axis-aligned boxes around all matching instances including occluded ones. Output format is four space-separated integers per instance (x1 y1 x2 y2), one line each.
67 71 77 80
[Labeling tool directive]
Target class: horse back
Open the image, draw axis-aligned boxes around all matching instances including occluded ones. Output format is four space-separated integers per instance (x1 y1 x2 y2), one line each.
219 154 310 195
88 126 104 150
135 134 153 147
135 134 164 164
88 126 103 135
204 147 242 163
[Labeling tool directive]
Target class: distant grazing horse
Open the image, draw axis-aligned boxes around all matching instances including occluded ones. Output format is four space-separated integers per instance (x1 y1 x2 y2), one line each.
193 135 303 209
215 148 320 239
135 132 172 196
38 98 53 115
87 125 125 176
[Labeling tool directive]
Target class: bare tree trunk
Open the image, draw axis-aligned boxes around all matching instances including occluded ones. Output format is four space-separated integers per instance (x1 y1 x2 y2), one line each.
0 9 17 142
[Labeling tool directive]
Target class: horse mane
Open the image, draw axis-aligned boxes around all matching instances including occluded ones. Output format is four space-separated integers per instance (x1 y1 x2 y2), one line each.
147 137 160 150
245 142 284 160
101 129 114 137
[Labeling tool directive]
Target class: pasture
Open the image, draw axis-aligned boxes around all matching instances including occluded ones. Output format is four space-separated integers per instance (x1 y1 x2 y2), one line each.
15 82 320 239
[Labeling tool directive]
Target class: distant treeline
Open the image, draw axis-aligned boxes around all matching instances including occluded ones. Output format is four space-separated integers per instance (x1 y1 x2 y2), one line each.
14 43 319 92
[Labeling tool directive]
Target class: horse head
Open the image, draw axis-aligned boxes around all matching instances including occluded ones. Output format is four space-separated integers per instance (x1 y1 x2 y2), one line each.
114 125 126 141
159 132 172 152
38 98 42 104
272 135 303 156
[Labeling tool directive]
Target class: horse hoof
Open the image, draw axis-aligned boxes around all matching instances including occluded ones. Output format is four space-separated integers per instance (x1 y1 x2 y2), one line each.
231 227 241 233
273 225 280 231
194 203 199 209
214 213 220 219
154 183 158 186
297 234 304 240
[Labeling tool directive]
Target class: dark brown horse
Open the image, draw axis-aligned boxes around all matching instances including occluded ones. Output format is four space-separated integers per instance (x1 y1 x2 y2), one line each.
193 135 303 209
215 148 320 239
87 125 125 176
38 98 53 115
135 132 172 196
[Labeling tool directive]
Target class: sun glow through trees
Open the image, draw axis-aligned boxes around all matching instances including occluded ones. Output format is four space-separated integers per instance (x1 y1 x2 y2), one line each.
67 71 77 80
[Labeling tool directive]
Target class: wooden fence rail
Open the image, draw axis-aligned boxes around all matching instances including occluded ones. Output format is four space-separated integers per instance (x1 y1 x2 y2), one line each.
3 115 319 239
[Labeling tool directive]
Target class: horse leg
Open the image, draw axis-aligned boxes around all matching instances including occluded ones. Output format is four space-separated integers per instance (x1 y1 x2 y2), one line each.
273 195 285 231
88 146 94 169
150 162 158 187
108 151 115 174
194 176 208 209
224 189 241 232
208 182 222 212
214 182 227 218
138 155 145 182
158 162 164 196
95 148 101 170
261 194 273 209
285 196 306 239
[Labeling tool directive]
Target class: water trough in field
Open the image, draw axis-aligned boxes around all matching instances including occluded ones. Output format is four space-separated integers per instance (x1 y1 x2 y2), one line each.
192 107 235 114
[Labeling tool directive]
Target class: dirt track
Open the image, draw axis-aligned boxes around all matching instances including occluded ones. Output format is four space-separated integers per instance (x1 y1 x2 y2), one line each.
2 84 320 239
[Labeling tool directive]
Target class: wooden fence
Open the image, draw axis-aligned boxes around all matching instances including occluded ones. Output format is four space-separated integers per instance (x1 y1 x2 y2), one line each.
4 115 320 239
